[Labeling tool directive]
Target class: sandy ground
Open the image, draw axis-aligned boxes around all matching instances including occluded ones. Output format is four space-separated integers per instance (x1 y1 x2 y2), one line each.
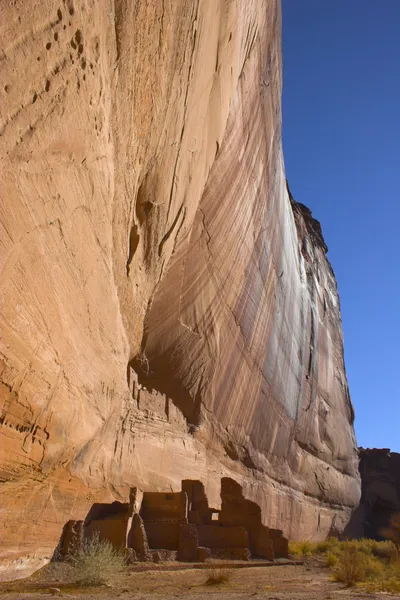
0 561 398 600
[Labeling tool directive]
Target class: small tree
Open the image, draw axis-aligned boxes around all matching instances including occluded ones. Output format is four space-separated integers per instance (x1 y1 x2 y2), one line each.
381 513 400 561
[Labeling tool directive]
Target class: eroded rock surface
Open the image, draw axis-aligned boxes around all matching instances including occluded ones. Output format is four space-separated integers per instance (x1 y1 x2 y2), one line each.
344 449 400 540
0 0 359 579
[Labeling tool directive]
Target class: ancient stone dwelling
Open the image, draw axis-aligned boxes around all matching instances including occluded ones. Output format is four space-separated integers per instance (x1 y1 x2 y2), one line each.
59 478 288 562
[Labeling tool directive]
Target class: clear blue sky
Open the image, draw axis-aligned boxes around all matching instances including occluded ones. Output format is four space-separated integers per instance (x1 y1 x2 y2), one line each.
281 1 400 452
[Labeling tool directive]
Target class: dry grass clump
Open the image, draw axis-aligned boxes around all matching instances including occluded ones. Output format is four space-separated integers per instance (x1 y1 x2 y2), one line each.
332 544 367 586
312 540 333 554
325 551 339 568
329 539 400 592
289 537 343 557
48 534 127 587
205 568 233 586
289 537 395 559
289 537 348 558
380 513 400 560
288 540 314 557
349 537 395 558
362 552 400 594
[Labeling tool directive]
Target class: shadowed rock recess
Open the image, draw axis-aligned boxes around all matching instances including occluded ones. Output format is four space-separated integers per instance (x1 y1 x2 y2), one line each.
0 0 360 579
344 449 400 540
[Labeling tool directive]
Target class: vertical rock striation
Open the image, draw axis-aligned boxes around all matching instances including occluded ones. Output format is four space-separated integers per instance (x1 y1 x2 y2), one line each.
0 0 359 578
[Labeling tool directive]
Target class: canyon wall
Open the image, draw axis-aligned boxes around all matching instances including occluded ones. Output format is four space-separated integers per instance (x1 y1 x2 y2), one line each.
0 0 360 579
344 449 400 540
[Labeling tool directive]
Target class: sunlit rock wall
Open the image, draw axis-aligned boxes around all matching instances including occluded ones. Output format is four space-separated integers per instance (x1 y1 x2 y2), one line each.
0 0 359 579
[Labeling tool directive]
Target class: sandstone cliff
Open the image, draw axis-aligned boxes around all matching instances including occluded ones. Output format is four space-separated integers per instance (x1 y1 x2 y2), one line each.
344 449 400 540
0 0 360 578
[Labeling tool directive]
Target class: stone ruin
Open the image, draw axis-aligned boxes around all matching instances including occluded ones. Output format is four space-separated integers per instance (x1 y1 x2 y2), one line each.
58 478 288 563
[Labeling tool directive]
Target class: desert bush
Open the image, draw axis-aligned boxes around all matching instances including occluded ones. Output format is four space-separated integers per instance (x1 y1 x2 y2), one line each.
205 569 233 586
370 540 396 559
66 534 127 586
332 544 366 587
377 578 400 594
363 553 386 578
288 541 314 556
288 537 400 592
326 551 338 568
288 541 301 556
327 540 400 591
313 540 331 554
353 539 376 557
363 560 400 594
380 513 400 560
289 537 342 557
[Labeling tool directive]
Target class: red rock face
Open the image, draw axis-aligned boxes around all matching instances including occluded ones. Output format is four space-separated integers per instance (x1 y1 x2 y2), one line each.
0 0 359 579
344 449 400 539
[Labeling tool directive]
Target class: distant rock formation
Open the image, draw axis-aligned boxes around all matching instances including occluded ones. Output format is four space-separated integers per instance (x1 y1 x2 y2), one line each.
344 449 400 539
0 0 359 579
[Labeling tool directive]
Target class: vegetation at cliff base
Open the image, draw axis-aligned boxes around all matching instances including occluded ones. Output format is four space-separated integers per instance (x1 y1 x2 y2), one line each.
289 537 400 592
47 534 127 587
66 534 127 585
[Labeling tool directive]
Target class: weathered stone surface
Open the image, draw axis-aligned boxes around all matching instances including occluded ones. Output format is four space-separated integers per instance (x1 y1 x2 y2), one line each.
141 492 188 522
178 524 199 562
344 449 400 540
57 521 83 558
145 522 180 551
0 0 359 579
124 548 138 565
219 478 279 559
182 480 214 524
129 515 151 562
210 548 251 561
152 549 178 563
197 546 211 562
269 529 289 559
83 501 132 550
197 525 249 550
254 526 275 561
